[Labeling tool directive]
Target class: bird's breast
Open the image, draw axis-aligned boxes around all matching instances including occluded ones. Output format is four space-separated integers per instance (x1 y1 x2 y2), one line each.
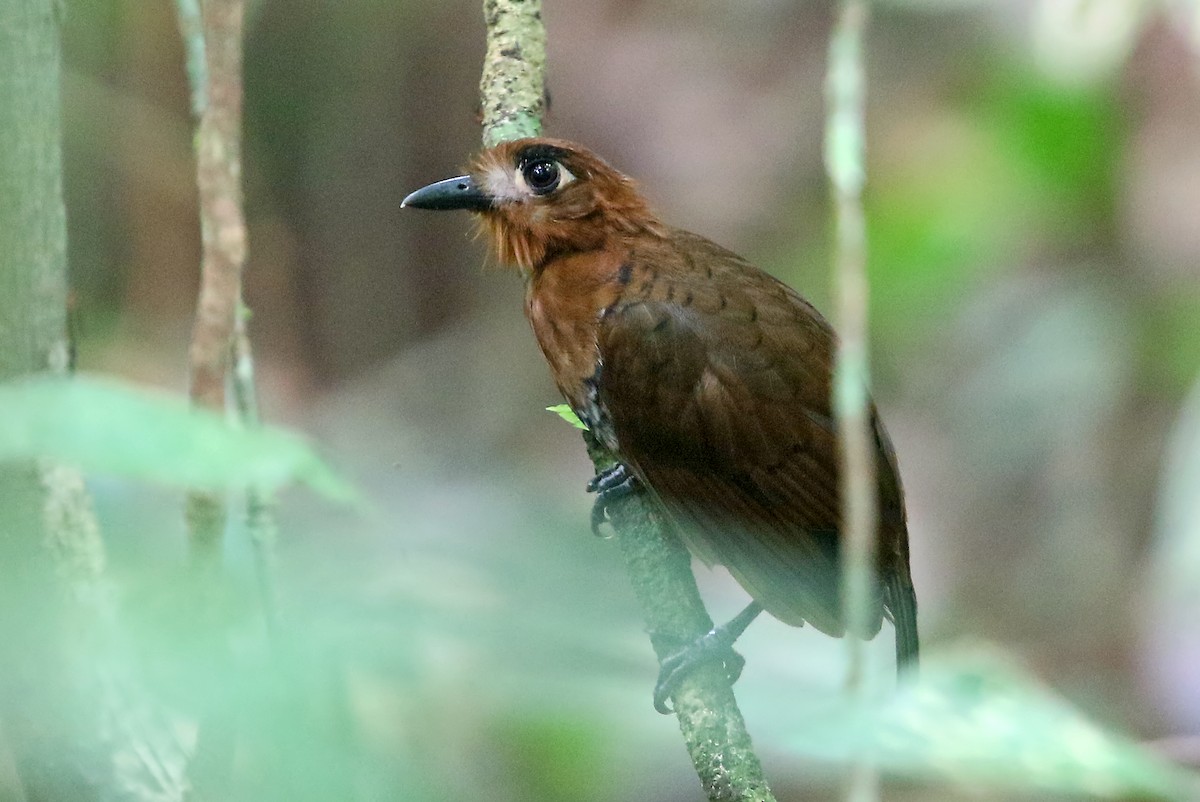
524 248 629 413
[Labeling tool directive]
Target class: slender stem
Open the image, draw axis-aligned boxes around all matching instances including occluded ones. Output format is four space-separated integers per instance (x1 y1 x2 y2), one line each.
174 2 267 797
176 0 279 628
174 0 207 118
827 0 875 698
182 0 248 566
187 0 245 418
234 306 280 636
826 2 880 800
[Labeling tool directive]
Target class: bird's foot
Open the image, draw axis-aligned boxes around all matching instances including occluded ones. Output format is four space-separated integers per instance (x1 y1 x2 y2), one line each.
651 602 764 715
586 463 639 536
653 635 746 715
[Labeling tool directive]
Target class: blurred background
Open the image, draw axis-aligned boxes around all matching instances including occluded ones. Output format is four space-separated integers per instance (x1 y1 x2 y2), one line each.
37 0 1200 798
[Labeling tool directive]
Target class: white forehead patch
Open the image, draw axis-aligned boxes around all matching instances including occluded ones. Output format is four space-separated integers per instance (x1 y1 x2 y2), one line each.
481 164 526 203
479 161 578 203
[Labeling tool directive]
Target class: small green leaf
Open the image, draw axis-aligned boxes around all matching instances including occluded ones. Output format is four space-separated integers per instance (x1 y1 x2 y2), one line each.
0 374 355 502
788 647 1198 799
546 404 588 431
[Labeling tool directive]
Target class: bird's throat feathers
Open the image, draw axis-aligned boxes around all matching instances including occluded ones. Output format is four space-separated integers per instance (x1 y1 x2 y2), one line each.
471 139 666 274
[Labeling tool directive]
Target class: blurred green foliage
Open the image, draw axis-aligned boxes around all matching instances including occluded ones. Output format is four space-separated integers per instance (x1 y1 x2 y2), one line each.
494 714 614 802
0 374 353 500
1139 293 1200 391
790 648 1198 800
868 64 1123 362
2 366 1196 799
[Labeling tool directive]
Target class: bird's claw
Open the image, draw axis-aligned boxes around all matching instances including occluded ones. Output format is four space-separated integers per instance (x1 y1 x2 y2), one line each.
587 463 639 536
652 628 747 715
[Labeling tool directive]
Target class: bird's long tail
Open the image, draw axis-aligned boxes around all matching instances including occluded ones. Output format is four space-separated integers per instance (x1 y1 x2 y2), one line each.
887 570 920 674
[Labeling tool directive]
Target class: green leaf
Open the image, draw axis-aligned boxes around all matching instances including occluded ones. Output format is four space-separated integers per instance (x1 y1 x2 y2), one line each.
546 404 588 431
788 647 1198 799
0 374 355 502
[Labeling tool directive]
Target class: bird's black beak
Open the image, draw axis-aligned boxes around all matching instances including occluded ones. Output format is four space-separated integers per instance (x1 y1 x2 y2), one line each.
401 175 493 211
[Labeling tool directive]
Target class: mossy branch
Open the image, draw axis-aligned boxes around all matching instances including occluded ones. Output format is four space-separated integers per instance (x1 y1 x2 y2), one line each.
480 0 547 146
481 3 776 800
585 440 778 802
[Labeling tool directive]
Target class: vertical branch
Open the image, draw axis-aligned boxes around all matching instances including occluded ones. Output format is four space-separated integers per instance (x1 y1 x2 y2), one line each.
175 0 278 796
175 0 207 118
0 7 70 380
825 3 880 801
480 0 546 146
177 0 278 626
0 3 185 798
0 5 101 796
184 0 246 562
188 0 246 419
479 4 775 801
826 0 875 696
233 312 280 633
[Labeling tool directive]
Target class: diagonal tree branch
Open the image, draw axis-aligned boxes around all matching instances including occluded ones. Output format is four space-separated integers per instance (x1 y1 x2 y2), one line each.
589 443 778 802
479 3 776 800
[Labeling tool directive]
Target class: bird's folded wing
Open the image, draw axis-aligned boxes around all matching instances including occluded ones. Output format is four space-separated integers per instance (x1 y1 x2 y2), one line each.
597 238 888 637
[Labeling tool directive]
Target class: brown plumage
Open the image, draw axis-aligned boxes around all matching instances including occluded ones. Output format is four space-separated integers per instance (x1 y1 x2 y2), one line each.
403 137 919 674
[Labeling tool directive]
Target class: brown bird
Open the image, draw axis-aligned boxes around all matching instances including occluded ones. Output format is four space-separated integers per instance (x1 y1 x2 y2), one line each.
403 137 918 711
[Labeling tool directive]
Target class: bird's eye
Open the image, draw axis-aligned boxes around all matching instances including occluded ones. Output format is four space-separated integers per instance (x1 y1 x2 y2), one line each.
523 159 561 195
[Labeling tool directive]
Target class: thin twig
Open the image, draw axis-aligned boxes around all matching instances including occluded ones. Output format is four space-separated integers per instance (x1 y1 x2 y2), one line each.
826 2 880 800
479 3 776 800
174 0 207 118
179 0 277 633
826 0 875 701
183 0 246 563
233 307 280 635
186 0 246 418
175 1 262 797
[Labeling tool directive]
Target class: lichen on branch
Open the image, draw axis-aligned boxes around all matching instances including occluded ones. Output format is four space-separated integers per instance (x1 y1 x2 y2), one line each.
480 0 546 146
